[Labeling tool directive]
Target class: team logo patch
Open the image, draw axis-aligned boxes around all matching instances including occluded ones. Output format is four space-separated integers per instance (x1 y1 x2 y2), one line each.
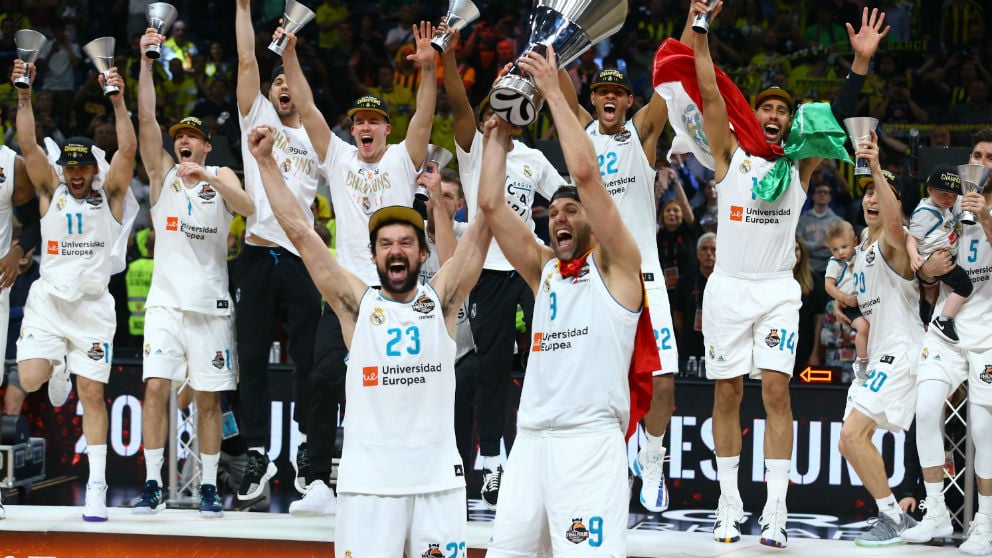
523 164 533 178
765 329 781 348
0 167 6 183
144 343 152 357
212 351 225 369
421 545 444 558
199 184 217 200
369 307 386 325
87 342 105 361
362 366 379 387
280 159 291 173
166 216 179 231
709 345 716 359
171 180 181 192
56 197 66 211
86 190 103 206
981 365 992 385
740 159 751 174
362 196 371 213
730 205 743 222
921 347 929 361
47 240 59 255
613 128 631 143
880 355 894 364
454 464 463 476
866 247 876 264
566 518 590 544
412 294 435 314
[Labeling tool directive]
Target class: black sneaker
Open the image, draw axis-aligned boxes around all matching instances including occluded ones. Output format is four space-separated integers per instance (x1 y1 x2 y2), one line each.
293 443 310 494
237 450 277 501
931 316 959 343
199 483 224 518
132 479 165 514
480 465 503 511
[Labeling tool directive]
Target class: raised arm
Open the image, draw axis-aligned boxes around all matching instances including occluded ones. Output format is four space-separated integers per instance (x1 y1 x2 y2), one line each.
858 130 911 276
235 0 260 118
559 65 593 127
138 29 174 205
246 125 365 336
103 68 138 215
690 1 735 182
632 91 670 166
431 211 491 334
404 21 438 168
279 31 330 162
439 27 476 153
520 46 642 309
12 60 59 197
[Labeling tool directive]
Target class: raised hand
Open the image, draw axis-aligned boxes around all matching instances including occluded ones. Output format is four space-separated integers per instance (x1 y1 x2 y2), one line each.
248 125 276 158
140 27 166 57
517 45 559 98
847 7 889 61
409 21 437 68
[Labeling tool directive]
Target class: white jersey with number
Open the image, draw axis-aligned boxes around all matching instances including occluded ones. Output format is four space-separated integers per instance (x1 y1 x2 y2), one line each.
239 93 319 256
715 147 805 274
855 238 923 360
521 254 638 434
457 131 564 271
322 134 418 285
420 220 474 360
337 284 463 495
0 146 16 260
146 165 233 315
40 184 119 300
936 208 992 350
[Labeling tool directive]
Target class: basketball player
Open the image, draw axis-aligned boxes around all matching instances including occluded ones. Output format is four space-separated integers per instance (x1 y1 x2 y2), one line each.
274 23 437 515
480 45 645 558
234 0 322 503
247 122 491 558
131 28 255 518
11 60 136 522
902 128 992 555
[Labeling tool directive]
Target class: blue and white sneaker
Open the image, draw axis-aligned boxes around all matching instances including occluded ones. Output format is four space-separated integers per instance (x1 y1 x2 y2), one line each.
634 447 669 512
199 483 223 518
132 480 165 515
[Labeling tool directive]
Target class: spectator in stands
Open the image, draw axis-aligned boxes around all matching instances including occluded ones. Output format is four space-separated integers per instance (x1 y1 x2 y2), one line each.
798 182 843 273
656 169 698 296
672 232 716 367
793 235 825 374
944 79 992 144
315 0 349 56
37 21 82 125
162 19 198 77
803 8 847 49
384 3 418 58
930 124 953 147
872 75 930 124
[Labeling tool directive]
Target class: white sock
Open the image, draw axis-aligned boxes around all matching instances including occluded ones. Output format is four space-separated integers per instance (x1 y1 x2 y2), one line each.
201 452 220 486
144 448 165 485
979 494 992 516
483 455 500 472
716 455 742 505
924 481 945 503
644 430 666 456
764 459 791 509
876 494 901 522
88 445 108 486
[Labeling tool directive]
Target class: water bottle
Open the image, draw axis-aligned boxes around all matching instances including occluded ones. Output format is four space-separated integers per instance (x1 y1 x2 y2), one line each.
687 356 699 378
270 341 281 364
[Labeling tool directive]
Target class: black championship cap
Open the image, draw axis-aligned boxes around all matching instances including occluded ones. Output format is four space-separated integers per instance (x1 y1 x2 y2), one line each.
926 164 962 194
550 184 581 203
857 169 901 199
348 95 389 120
590 68 631 93
57 137 97 167
271 65 285 82
168 116 211 142
754 87 795 113
368 205 425 234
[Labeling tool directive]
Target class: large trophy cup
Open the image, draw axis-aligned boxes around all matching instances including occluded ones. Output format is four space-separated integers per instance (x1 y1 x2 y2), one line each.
958 164 991 225
269 0 316 55
843 117 878 176
83 37 120 97
488 0 628 126
145 3 179 59
13 29 47 89
431 0 480 53
416 144 454 201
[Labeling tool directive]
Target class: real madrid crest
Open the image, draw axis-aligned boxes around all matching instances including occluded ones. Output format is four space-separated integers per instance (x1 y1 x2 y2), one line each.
280 159 291 173
56 197 66 211
171 180 181 192
866 247 876 264
523 165 532 178
920 347 929 361
369 307 385 325
740 159 751 174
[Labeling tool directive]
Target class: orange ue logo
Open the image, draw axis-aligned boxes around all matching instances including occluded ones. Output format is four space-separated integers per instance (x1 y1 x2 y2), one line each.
47 240 59 255
166 216 179 231
362 366 379 387
531 332 543 352
730 205 744 222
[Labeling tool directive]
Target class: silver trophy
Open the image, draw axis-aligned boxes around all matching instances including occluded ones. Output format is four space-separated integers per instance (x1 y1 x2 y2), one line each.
431 0 480 53
13 29 47 89
958 164 991 225
83 37 120 97
488 0 628 126
269 0 316 56
692 0 721 33
843 117 878 176
416 145 454 201
145 3 179 59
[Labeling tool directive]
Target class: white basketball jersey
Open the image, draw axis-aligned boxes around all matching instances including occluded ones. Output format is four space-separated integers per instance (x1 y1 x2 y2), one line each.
854 238 923 359
457 131 564 271
240 93 319 256
826 256 856 296
146 166 233 315
521 255 639 434
936 207 992 350
0 146 17 260
322 134 418 285
420 220 474 359
41 184 120 300
585 120 662 275
715 148 805 274
337 285 464 495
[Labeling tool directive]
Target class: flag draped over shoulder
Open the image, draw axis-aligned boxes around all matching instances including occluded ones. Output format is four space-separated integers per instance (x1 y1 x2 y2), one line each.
652 38 852 202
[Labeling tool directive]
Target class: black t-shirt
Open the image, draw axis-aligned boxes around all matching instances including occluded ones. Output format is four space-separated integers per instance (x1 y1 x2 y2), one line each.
657 223 698 292
672 267 707 362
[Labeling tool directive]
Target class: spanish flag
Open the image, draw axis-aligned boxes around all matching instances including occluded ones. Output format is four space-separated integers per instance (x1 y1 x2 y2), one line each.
627 281 660 441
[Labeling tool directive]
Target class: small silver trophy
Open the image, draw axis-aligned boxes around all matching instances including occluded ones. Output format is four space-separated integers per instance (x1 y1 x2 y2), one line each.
83 37 120 97
843 117 879 176
145 3 179 59
958 164 991 225
13 29 47 89
269 0 316 56
431 0 480 53
416 145 454 201
692 0 722 34
489 0 628 126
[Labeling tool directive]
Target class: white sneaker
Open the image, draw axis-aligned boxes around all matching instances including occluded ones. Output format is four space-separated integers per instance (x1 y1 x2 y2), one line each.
83 482 108 522
961 512 992 555
713 495 744 543
901 497 953 542
636 446 669 512
48 357 71 408
288 480 336 517
759 501 789 548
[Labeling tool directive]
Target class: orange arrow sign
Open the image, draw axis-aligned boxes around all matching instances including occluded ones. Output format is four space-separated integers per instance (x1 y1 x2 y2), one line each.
800 366 833 383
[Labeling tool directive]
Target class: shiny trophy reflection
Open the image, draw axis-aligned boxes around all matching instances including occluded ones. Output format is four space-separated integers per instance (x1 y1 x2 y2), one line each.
13 29 46 89
958 164 991 225
145 3 179 59
83 37 120 97
844 117 879 175
269 0 316 55
431 0 480 53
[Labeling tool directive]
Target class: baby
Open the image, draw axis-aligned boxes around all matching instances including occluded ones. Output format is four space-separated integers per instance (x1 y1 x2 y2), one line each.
824 219 870 380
